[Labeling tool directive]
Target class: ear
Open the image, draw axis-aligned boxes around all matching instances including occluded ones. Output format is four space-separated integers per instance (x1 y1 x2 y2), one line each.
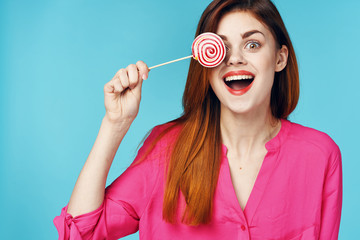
275 45 288 72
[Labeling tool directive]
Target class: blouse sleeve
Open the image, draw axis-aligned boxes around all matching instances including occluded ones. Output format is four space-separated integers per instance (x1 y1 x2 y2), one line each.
53 126 164 240
319 146 343 240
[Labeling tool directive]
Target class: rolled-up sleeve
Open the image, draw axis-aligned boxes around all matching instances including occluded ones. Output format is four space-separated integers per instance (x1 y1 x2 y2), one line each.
53 126 163 240
319 146 343 239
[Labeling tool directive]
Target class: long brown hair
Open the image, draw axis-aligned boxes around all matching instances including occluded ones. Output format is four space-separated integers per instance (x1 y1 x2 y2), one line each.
142 0 299 226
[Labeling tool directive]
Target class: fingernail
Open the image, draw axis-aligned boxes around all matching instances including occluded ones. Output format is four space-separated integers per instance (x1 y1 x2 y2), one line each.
142 74 147 80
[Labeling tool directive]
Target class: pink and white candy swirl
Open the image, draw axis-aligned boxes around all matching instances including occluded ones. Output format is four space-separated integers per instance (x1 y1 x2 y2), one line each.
192 32 226 68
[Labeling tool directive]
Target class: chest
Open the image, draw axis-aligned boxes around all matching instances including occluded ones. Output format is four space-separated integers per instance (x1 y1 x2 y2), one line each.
227 153 266 211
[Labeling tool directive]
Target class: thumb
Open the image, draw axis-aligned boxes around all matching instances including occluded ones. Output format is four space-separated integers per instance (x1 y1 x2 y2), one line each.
131 73 145 97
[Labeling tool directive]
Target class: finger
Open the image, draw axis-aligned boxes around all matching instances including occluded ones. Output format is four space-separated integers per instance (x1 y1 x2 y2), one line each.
136 60 149 80
113 76 124 93
118 68 130 90
132 61 147 96
126 64 139 90
104 73 123 94
110 69 126 93
104 81 115 94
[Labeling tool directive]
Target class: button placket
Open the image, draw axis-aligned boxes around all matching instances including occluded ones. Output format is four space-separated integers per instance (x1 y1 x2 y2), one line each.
238 223 250 240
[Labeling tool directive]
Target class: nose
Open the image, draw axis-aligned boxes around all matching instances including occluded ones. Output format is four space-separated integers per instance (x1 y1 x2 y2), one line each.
226 48 247 66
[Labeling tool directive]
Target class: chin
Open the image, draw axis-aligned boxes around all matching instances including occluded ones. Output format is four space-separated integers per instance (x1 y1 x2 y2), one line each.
221 101 253 115
221 97 270 116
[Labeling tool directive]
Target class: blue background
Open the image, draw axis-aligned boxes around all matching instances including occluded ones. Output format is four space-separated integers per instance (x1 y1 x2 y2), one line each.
1 0 359 239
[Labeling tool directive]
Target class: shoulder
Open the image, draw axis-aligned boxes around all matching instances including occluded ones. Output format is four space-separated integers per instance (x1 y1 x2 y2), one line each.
136 121 182 162
284 120 340 157
146 121 182 146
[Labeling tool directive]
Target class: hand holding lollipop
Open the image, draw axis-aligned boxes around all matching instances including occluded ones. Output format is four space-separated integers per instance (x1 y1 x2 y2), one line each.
149 32 226 69
103 33 226 124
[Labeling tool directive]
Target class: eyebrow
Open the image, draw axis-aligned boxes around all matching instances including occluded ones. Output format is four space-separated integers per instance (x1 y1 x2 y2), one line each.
219 30 265 40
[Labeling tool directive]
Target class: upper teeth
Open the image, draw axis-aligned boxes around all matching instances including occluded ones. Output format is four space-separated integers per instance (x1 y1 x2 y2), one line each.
225 75 254 81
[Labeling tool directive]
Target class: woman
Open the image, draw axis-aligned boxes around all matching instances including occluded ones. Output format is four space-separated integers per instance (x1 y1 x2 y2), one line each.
54 0 342 239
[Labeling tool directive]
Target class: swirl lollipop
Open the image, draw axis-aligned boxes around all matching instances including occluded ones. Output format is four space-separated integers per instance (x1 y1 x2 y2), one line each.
149 32 226 70
192 32 226 68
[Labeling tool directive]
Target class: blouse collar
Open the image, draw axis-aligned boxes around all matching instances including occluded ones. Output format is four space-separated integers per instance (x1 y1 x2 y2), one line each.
221 118 291 154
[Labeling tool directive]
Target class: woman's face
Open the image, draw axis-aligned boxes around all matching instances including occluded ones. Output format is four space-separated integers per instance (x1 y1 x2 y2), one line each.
209 11 288 116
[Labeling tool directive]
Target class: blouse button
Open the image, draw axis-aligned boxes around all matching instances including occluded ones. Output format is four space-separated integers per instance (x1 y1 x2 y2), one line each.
241 225 246 231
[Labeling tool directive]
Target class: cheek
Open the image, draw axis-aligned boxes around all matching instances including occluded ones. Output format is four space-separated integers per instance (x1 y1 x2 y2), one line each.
209 69 221 89
252 51 276 72
246 54 276 97
208 70 225 102
249 51 277 84
208 72 216 89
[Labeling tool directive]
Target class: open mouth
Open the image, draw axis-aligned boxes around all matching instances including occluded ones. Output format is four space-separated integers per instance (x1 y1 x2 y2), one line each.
224 75 254 90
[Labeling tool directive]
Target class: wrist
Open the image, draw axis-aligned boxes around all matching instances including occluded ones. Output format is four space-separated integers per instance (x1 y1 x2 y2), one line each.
102 114 133 133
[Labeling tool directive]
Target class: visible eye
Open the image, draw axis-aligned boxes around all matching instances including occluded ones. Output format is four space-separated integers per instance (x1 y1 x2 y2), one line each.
245 41 261 50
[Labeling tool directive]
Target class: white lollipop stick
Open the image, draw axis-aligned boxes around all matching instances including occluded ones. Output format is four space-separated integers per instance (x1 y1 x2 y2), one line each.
149 55 193 70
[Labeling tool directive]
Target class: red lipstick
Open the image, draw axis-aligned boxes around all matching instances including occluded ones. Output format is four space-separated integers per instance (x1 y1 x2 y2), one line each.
222 70 255 96
222 70 255 79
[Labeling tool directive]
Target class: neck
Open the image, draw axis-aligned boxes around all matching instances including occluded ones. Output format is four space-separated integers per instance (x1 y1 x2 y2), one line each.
220 105 280 158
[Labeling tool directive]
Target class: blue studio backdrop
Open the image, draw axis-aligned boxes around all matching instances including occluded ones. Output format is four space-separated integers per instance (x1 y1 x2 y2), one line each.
0 0 359 239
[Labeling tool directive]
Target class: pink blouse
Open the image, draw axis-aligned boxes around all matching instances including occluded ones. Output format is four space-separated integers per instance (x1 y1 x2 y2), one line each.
54 119 342 239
